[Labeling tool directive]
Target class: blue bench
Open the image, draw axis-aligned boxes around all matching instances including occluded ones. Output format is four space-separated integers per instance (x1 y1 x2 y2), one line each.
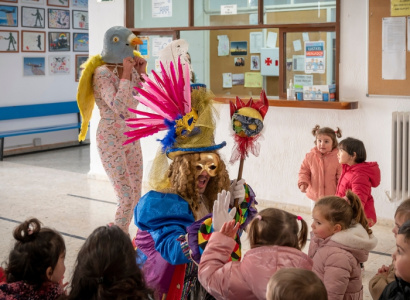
0 101 83 161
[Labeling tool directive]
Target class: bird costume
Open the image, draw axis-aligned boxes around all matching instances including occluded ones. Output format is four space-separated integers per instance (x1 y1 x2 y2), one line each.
76 26 145 233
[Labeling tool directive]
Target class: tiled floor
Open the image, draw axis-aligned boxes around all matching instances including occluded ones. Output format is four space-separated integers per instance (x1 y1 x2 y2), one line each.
0 146 395 299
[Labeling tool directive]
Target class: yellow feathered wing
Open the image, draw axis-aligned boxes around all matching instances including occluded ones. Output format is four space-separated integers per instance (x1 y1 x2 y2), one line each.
76 50 143 141
76 54 104 141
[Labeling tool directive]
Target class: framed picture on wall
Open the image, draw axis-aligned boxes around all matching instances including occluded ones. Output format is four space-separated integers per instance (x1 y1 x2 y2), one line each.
47 0 69 7
0 0 18 3
71 0 88 9
75 54 88 81
23 56 45 76
48 31 70 51
21 6 45 28
49 55 70 74
73 32 88 52
0 5 18 27
0 30 18 52
72 10 88 30
48 8 70 29
21 0 45 5
21 30 45 52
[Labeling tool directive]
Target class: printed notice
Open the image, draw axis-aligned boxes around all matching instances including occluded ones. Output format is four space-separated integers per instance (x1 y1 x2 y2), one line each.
305 41 325 74
152 0 172 18
250 32 263 53
391 0 410 17
223 73 232 88
221 4 237 15
244 72 262 88
382 17 406 80
217 35 229 56
152 37 172 57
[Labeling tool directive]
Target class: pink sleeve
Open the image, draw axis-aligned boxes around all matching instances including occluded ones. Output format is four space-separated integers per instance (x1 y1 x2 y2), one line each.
93 67 139 115
198 232 238 299
298 154 311 188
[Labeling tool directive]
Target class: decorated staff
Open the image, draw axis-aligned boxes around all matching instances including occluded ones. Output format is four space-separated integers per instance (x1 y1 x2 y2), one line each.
229 90 269 207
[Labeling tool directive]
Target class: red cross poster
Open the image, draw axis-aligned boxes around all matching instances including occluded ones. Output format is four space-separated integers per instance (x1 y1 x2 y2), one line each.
260 48 279 76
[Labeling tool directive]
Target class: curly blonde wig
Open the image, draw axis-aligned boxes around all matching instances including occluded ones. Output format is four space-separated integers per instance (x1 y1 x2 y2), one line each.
167 152 230 219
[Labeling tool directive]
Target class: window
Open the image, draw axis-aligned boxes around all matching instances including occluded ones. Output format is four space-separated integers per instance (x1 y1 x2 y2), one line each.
126 0 340 100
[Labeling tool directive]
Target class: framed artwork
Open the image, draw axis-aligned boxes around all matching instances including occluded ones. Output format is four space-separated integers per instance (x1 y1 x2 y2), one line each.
73 32 88 52
21 30 45 52
47 0 69 7
0 0 18 3
48 8 69 29
21 0 45 4
21 6 45 28
0 29 18 52
0 5 18 27
72 10 88 30
71 0 88 9
49 55 70 74
75 54 88 81
48 31 69 51
23 56 45 76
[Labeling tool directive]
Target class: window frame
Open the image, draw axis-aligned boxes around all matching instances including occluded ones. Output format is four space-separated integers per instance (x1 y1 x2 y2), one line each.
125 0 340 101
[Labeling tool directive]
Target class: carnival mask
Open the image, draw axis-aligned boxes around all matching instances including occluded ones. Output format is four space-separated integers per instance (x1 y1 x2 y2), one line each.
232 108 264 138
175 109 198 138
195 153 220 177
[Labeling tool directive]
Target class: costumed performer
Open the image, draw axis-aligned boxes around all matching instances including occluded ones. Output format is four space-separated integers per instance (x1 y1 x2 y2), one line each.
124 57 259 299
76 26 147 234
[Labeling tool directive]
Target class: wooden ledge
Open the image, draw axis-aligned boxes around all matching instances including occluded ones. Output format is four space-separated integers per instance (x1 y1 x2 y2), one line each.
213 96 358 110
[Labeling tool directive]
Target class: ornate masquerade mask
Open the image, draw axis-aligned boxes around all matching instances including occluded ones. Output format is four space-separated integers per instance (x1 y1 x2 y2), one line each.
232 112 264 137
195 153 220 177
175 109 198 138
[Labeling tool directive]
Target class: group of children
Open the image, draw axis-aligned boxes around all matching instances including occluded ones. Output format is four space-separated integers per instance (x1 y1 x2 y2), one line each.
0 125 408 300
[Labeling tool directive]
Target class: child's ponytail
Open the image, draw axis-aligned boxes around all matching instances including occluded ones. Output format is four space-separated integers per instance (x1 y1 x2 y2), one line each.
13 218 41 243
297 216 308 250
346 190 372 235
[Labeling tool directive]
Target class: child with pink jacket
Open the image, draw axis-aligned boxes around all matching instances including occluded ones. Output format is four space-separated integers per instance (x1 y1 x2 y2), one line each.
309 191 378 300
198 192 312 300
298 125 342 209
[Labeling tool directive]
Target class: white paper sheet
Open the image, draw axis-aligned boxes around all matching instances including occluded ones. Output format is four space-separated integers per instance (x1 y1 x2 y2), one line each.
152 0 172 18
223 73 232 88
302 32 310 42
217 35 229 56
293 39 302 51
293 55 305 71
152 37 172 57
266 32 277 48
221 4 237 15
408 17 410 51
382 17 406 79
250 32 263 53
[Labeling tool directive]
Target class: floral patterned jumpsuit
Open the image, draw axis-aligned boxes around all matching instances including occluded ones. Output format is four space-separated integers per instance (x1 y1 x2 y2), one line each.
93 65 143 233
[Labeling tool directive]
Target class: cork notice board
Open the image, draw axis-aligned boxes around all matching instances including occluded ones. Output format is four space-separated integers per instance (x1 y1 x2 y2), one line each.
368 0 410 96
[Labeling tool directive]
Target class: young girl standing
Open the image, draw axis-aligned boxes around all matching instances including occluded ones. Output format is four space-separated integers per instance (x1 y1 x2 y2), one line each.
198 206 312 300
336 137 381 226
0 218 66 300
298 125 342 209
309 191 378 300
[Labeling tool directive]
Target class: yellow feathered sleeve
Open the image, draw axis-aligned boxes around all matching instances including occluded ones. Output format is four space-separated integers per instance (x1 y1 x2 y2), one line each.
76 51 143 141
76 54 104 141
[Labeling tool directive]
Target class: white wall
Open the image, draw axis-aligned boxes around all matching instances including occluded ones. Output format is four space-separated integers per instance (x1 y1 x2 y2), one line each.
0 2 88 150
87 0 410 223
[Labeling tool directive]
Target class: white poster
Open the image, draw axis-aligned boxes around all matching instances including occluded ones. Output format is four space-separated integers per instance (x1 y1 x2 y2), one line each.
249 32 263 53
221 4 237 15
217 35 229 56
292 55 305 71
152 37 172 57
152 0 172 18
222 73 232 88
305 41 325 74
382 17 406 79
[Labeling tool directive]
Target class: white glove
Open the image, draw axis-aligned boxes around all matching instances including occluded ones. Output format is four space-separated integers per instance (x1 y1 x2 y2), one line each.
212 190 237 232
229 179 246 206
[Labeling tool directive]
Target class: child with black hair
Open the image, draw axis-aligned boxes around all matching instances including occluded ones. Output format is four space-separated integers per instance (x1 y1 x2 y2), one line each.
309 191 378 300
198 193 312 300
336 137 381 226
379 219 410 299
266 268 328 300
369 198 410 299
62 225 153 300
0 218 66 300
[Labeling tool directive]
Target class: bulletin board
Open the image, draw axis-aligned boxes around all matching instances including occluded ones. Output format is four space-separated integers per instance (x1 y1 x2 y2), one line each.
209 14 279 97
368 0 410 96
